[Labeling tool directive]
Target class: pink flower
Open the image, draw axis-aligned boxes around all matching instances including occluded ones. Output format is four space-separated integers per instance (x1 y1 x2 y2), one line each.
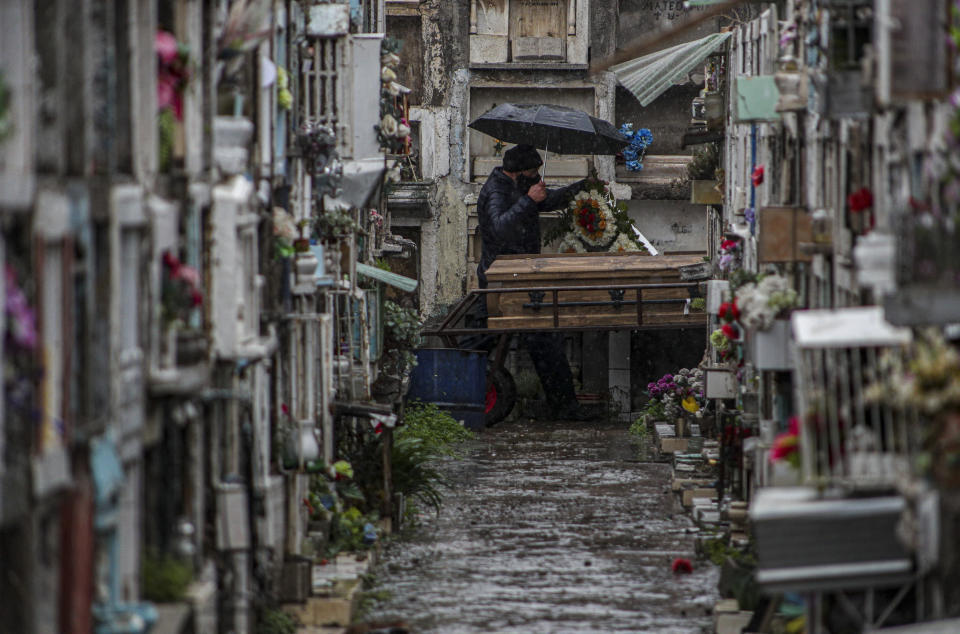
175 264 200 288
156 30 178 65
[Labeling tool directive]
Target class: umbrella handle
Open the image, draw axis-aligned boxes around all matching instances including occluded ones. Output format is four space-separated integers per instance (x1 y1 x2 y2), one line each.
541 141 549 184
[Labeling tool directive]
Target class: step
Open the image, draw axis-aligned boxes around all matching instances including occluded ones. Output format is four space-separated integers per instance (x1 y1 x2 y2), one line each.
682 487 717 507
285 579 362 628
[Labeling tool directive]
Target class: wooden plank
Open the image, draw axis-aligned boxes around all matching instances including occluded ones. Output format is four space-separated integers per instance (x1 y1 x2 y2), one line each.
485 253 705 280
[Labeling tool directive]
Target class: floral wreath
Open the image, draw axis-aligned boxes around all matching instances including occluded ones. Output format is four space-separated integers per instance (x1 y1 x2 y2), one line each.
570 189 618 247
544 175 649 254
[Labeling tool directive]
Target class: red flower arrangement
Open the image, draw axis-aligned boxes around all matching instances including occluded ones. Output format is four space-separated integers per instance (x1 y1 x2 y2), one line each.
721 323 739 340
847 187 873 213
717 299 740 323
770 416 801 468
161 250 203 328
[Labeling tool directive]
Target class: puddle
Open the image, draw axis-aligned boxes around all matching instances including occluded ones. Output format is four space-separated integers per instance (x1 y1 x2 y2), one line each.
364 419 718 633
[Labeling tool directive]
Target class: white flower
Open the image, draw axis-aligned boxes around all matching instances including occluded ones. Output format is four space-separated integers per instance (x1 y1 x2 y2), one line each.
381 53 400 67
397 123 411 138
608 232 644 254
381 67 397 83
380 114 398 137
556 233 586 253
272 207 299 240
387 81 403 96
735 274 799 330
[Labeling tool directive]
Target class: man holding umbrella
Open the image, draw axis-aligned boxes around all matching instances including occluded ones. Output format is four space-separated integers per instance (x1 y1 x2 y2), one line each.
474 143 591 421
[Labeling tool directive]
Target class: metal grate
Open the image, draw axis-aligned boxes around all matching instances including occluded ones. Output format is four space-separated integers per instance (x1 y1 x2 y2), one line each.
302 37 342 132
793 308 918 489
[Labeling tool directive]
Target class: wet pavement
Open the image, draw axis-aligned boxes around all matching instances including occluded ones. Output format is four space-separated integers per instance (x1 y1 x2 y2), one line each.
365 419 719 633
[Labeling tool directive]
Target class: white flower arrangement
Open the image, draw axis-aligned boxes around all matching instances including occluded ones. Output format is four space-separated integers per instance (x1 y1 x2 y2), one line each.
608 232 646 254
557 234 587 253
735 274 799 331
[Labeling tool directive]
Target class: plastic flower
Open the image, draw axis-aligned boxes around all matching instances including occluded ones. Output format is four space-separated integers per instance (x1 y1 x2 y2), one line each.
721 323 739 340
751 165 765 187
381 67 397 83
682 396 700 413
380 114 398 137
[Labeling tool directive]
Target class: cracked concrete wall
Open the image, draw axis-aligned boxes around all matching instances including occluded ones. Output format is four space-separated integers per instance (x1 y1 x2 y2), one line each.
418 2 473 317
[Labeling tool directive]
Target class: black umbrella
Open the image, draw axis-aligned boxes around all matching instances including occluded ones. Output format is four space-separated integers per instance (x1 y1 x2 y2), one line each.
468 103 629 156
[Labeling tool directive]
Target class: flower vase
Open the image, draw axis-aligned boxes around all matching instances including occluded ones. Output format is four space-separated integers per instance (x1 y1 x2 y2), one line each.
161 326 177 368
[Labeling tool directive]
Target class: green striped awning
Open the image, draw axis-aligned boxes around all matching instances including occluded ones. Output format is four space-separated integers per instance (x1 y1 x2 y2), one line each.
610 31 731 107
356 261 418 292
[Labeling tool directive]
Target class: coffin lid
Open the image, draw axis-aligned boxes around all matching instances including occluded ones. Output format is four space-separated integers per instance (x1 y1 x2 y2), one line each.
485 252 705 282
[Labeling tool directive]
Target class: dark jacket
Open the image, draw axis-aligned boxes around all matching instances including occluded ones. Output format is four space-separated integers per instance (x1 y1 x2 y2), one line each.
476 167 583 287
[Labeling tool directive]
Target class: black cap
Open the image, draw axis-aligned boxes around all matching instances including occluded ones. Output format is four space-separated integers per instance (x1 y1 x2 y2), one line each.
502 144 543 172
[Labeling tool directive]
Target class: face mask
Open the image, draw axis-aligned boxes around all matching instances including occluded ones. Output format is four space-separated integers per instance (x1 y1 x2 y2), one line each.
517 174 541 192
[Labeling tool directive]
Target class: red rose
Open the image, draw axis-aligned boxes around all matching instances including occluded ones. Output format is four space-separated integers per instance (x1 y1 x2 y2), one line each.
718 301 732 321
731 298 740 320
721 323 739 340
848 187 874 213
751 165 764 187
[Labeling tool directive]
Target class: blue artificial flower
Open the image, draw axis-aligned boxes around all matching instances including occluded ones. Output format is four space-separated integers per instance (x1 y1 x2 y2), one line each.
626 160 643 172
637 128 654 147
619 123 634 138
623 147 639 162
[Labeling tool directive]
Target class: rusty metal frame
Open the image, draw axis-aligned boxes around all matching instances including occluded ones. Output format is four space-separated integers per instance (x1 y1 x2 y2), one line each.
423 282 705 338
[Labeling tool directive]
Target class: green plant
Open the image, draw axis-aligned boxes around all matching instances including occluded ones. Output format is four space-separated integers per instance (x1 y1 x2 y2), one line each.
398 402 475 457
690 297 706 312
382 300 422 376
390 435 447 515
314 207 360 242
687 143 720 181
258 608 298 634
141 550 193 603
327 507 378 557
628 417 651 440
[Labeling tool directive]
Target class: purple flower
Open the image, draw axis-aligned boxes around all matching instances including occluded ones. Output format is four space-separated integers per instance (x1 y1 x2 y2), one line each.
662 374 673 382
668 382 678 391
5 265 38 350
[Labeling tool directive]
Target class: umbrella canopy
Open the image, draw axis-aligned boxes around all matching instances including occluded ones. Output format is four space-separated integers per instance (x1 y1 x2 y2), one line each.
468 103 629 155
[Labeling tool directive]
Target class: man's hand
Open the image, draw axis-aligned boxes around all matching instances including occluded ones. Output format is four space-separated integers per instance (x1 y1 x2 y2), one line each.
526 180 547 203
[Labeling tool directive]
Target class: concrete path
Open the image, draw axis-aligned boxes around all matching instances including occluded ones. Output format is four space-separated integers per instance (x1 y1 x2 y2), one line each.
364 419 719 633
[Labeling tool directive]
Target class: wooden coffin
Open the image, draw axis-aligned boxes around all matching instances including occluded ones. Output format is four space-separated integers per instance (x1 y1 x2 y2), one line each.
484 252 708 330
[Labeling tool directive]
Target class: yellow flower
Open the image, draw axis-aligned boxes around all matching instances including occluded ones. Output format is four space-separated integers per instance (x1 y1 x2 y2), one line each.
682 396 700 413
